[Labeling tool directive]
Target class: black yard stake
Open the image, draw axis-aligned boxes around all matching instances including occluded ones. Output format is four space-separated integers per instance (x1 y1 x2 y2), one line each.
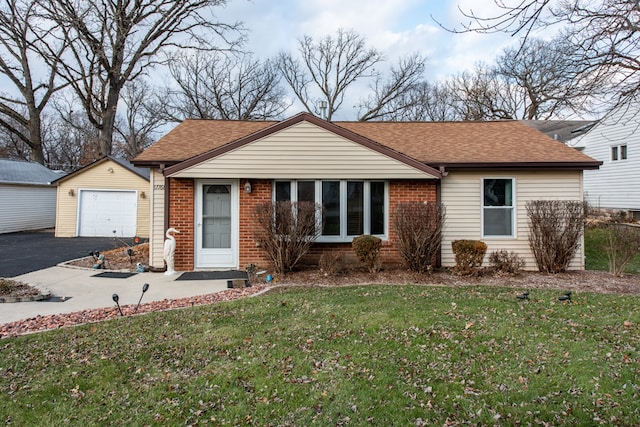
112 293 124 316
135 283 150 312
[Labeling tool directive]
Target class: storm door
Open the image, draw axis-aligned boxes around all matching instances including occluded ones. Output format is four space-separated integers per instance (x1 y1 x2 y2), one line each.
196 180 238 268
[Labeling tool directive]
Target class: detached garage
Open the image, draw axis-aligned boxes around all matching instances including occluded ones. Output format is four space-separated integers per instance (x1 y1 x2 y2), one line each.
0 158 63 234
54 156 150 238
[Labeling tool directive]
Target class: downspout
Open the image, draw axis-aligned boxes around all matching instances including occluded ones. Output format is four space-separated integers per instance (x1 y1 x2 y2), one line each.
436 166 447 268
160 163 169 232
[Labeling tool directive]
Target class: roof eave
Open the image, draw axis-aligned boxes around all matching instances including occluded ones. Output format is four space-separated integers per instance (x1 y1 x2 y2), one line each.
432 161 603 171
54 156 150 184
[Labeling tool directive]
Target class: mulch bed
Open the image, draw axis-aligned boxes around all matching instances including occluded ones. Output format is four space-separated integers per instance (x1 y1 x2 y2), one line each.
0 286 266 339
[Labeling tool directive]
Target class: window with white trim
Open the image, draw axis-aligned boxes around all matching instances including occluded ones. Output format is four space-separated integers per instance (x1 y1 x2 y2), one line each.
274 180 387 241
611 144 628 161
482 178 514 237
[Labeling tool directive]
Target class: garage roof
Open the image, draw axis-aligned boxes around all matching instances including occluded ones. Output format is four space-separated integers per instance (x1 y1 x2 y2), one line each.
0 158 63 185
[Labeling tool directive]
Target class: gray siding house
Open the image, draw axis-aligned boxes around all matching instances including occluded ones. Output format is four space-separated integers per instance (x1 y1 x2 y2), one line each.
0 159 63 234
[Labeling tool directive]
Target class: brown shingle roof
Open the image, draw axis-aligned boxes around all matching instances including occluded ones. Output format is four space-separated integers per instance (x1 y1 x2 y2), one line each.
336 120 596 165
134 119 276 163
133 114 600 169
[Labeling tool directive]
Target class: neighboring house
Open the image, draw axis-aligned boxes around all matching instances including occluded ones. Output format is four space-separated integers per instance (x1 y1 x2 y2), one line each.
520 120 596 145
573 98 640 216
0 158 62 234
132 112 600 272
53 156 150 238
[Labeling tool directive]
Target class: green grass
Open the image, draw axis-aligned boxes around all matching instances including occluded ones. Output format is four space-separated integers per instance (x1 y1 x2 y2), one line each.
585 226 640 273
1 285 639 425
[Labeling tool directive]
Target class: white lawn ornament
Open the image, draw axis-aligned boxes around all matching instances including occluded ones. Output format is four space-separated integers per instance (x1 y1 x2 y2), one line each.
163 227 180 275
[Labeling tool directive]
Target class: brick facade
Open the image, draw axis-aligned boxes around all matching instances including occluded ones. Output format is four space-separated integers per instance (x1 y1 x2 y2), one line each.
168 178 195 271
168 178 438 271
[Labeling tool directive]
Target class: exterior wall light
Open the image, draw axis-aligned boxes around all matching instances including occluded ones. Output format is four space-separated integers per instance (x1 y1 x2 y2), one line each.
68 189 75 196
244 181 252 194
140 191 146 198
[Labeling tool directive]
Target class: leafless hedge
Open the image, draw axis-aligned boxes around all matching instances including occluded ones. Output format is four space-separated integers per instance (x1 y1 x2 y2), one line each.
393 202 446 273
253 201 322 275
527 200 586 273
602 224 640 276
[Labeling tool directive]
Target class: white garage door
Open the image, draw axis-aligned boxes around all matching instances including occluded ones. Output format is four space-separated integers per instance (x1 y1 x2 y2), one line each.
78 190 137 237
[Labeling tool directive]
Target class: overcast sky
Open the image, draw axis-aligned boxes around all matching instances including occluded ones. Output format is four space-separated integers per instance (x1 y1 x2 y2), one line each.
218 0 519 79
213 0 555 119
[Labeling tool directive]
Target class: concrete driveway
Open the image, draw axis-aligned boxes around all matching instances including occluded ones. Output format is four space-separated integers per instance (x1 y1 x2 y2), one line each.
0 229 140 278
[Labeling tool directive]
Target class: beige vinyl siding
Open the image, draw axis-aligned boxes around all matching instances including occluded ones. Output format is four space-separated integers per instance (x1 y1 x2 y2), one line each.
441 170 584 271
149 169 166 268
170 122 437 180
55 159 150 237
0 184 56 233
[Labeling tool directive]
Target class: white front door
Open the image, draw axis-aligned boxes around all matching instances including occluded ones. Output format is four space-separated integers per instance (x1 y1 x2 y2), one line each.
195 180 238 269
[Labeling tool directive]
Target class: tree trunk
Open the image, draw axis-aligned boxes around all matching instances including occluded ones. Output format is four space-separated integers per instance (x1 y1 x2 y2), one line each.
27 107 44 165
98 85 122 157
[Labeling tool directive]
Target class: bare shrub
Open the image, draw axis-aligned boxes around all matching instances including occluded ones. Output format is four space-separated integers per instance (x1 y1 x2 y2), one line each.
393 202 446 273
451 240 487 276
253 201 322 275
602 224 640 276
489 250 526 275
352 235 382 273
319 252 345 276
527 200 586 273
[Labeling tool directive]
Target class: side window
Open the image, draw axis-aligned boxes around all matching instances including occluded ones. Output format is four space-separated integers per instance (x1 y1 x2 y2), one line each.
621 145 628 160
612 146 619 161
483 178 514 237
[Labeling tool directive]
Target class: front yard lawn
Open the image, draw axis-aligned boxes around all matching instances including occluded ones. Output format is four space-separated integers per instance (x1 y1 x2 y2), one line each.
1 285 639 425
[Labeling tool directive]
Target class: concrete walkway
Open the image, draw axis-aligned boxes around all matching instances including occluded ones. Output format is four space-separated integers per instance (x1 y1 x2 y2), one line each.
1 265 230 325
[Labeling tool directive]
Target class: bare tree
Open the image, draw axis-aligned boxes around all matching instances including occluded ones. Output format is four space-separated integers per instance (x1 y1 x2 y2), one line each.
0 122 30 159
46 108 101 171
495 37 596 119
357 53 427 121
448 63 518 120
450 0 640 104
0 0 68 164
113 80 164 159
41 0 243 159
278 29 383 121
157 51 289 122
406 81 461 121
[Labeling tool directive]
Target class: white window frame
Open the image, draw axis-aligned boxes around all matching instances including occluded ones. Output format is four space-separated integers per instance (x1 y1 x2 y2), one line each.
481 177 516 239
273 180 389 243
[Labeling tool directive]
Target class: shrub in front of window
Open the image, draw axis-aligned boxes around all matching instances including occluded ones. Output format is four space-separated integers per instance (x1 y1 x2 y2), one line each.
352 235 382 273
252 201 322 275
451 240 488 276
393 202 446 273
601 223 640 276
488 250 526 275
526 200 586 273
319 252 345 276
